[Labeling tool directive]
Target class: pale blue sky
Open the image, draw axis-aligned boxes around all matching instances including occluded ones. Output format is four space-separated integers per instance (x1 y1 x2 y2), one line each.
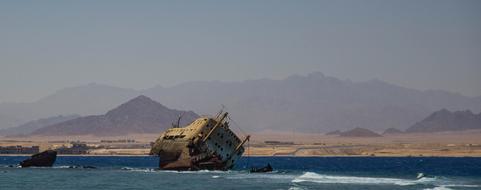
1 0 480 102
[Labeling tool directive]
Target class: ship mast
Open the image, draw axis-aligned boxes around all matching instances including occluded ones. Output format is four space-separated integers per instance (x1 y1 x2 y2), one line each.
234 135 250 155
171 112 184 128
202 112 228 142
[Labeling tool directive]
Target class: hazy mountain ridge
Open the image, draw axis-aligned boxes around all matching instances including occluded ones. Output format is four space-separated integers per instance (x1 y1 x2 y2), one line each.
1 73 480 133
339 127 382 137
0 114 80 136
144 72 481 132
325 130 341 135
406 109 481 133
0 83 140 129
382 128 404 135
30 95 199 136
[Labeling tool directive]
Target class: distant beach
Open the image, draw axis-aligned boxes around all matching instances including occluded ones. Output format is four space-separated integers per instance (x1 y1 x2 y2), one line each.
2 130 481 157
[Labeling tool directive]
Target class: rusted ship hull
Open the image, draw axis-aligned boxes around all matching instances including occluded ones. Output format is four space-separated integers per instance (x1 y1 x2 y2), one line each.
150 112 249 171
20 150 57 168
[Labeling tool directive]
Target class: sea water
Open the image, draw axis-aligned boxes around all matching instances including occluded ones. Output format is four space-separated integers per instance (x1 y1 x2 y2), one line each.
1 156 480 190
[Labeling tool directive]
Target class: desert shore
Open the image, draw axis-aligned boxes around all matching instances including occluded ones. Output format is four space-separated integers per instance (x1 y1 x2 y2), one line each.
2 130 481 157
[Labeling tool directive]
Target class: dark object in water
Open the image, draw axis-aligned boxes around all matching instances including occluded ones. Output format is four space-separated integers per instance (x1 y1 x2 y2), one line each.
250 163 273 173
20 150 57 168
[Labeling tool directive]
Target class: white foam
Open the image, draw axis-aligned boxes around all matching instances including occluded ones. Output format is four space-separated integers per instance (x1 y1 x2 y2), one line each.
121 167 156 172
292 172 436 186
444 184 481 188
225 173 297 180
123 168 233 175
423 186 453 190
288 187 306 190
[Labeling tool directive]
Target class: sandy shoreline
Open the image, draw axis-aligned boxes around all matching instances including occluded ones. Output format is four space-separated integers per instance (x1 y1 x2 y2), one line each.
2 130 481 157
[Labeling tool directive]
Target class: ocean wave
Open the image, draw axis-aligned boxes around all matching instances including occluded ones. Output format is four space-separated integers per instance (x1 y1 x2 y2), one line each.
52 165 97 169
121 167 157 172
423 186 453 190
293 172 481 189
292 172 436 186
225 172 297 180
120 167 233 174
288 186 306 190
449 185 481 187
157 169 231 174
442 184 481 188
0 164 20 168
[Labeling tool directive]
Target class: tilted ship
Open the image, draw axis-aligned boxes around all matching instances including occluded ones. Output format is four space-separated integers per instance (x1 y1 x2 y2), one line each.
20 150 57 168
150 111 250 170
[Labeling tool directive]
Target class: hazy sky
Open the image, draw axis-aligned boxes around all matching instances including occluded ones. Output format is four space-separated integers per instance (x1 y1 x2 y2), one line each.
1 0 480 102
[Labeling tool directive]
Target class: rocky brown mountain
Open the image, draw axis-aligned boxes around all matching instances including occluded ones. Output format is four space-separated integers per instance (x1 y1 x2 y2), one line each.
30 95 198 136
406 109 481 133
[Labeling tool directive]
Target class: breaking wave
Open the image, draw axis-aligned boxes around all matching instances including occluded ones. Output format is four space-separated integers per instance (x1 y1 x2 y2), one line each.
424 184 481 190
120 167 232 174
120 167 157 172
292 172 481 189
423 186 453 190
224 172 297 180
292 172 435 186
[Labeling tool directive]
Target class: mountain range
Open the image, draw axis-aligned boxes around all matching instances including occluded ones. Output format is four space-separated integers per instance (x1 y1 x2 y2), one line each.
1 72 480 133
30 95 198 136
0 115 80 136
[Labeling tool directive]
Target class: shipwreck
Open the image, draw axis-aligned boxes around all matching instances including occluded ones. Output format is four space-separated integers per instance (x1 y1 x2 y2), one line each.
20 150 57 168
150 111 249 171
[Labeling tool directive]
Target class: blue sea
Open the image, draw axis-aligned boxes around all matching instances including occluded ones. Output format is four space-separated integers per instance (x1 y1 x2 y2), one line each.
1 156 481 190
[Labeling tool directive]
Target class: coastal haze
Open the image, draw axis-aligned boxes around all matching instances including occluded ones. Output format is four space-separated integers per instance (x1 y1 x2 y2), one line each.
1 74 481 157
1 1 481 157
0 73 480 133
